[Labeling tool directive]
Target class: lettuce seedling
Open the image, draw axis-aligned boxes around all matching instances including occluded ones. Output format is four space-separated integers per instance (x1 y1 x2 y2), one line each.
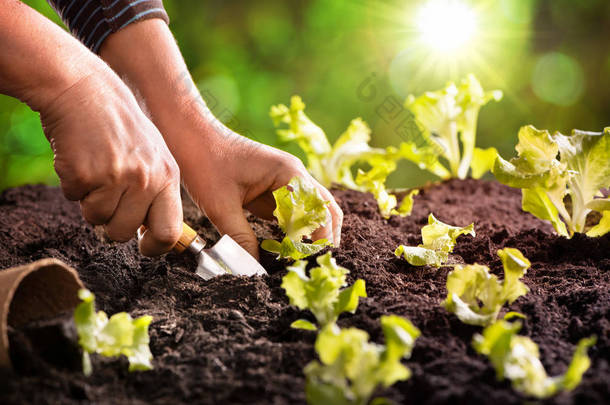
355 154 419 219
282 252 366 330
395 213 475 267
74 289 153 376
261 176 332 260
405 74 502 179
271 96 416 218
271 96 387 190
473 320 596 399
443 248 530 326
493 125 610 237
305 316 420 405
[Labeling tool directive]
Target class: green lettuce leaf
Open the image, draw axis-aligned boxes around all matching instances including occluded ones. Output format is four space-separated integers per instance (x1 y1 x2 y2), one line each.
473 320 595 399
421 213 475 253
394 245 448 267
560 336 597 390
471 147 498 179
355 158 419 219
443 264 503 326
305 316 420 405
443 248 530 326
493 125 610 237
261 237 329 261
281 252 367 329
586 198 610 213
395 213 475 267
521 187 569 237
261 176 332 260
74 289 153 376
396 141 451 179
404 74 501 179
393 189 420 217
270 96 331 183
273 176 329 240
586 211 610 237
290 319 318 331
554 128 610 233
497 247 531 303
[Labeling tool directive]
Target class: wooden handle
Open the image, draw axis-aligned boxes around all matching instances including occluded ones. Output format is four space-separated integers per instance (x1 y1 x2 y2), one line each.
137 223 199 253
173 222 199 253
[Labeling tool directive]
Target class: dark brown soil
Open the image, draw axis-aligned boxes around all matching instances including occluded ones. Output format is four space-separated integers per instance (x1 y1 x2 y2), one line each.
0 179 608 405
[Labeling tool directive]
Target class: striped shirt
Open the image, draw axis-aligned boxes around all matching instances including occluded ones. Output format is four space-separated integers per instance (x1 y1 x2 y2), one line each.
47 0 169 53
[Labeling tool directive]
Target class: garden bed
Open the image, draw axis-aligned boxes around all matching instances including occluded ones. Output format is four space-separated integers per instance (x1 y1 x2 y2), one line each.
0 179 608 404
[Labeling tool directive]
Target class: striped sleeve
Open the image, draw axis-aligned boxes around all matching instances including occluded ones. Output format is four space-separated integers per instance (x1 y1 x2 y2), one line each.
47 0 169 53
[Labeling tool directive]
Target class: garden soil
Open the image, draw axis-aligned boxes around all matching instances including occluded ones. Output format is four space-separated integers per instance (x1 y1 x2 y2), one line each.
0 179 608 405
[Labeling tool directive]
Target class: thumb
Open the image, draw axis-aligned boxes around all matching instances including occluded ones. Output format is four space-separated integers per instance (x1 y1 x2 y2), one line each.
206 201 260 260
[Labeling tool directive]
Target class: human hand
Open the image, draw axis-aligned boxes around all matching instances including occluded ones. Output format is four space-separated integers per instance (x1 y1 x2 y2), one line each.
177 122 343 259
39 70 183 256
97 19 342 258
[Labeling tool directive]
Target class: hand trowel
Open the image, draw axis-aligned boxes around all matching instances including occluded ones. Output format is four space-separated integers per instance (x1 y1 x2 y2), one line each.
138 223 268 280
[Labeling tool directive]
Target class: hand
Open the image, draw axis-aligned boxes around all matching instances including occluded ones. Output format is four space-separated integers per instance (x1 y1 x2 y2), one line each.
97 19 343 258
39 70 183 256
178 120 343 259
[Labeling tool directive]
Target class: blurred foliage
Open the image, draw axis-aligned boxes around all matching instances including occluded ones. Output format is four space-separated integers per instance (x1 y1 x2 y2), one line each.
2 0 610 190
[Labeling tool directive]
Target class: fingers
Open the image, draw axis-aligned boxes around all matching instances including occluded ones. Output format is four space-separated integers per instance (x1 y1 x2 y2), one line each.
103 186 152 243
80 186 125 225
243 191 277 221
138 182 183 256
206 199 260 260
311 181 343 247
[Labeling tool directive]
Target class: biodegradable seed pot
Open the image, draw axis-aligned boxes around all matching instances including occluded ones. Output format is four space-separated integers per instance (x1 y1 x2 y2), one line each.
0 258 83 369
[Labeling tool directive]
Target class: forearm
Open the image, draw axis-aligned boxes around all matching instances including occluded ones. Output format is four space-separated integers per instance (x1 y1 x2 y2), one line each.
0 1 108 112
98 19 221 175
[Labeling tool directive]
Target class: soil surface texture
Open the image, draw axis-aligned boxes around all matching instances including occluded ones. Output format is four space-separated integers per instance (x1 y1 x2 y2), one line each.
0 179 608 405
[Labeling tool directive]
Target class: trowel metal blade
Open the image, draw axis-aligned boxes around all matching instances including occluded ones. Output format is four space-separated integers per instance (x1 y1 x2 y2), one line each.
195 235 268 280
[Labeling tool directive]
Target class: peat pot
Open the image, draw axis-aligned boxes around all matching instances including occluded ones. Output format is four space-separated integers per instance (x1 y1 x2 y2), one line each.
0 258 83 368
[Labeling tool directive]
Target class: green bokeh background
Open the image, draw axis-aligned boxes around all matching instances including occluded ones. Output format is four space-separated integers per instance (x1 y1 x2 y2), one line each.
2 0 610 190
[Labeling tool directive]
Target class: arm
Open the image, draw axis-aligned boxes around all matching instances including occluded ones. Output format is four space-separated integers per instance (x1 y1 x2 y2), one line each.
0 1 183 255
98 19 343 258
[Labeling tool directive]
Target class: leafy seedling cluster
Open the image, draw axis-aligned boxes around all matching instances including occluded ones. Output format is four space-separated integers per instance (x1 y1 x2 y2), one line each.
394 213 475 267
405 74 502 180
281 252 420 405
443 248 530 326
74 289 153 376
437 247 595 399
473 320 596 399
261 176 332 260
305 317 420 405
493 125 610 237
282 252 367 331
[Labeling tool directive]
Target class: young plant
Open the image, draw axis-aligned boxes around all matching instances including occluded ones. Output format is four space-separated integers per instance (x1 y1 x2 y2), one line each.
395 213 475 267
355 154 419 219
261 176 332 260
270 95 386 190
305 316 420 405
404 74 502 179
473 320 596 399
271 96 416 218
281 252 366 330
493 125 610 237
74 289 153 376
443 248 530 326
